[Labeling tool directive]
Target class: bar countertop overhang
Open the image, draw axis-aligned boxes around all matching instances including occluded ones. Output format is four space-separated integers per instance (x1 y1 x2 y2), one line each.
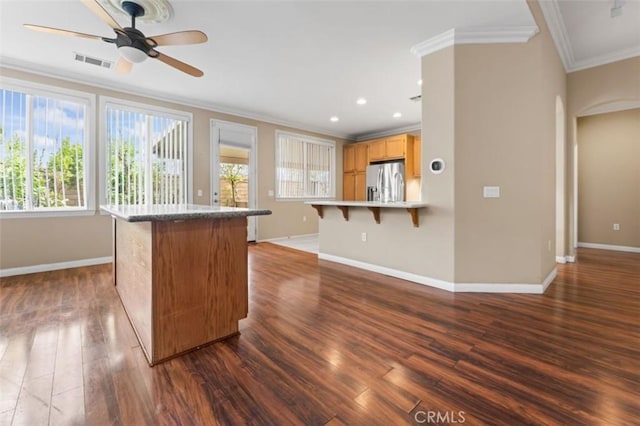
101 203 272 222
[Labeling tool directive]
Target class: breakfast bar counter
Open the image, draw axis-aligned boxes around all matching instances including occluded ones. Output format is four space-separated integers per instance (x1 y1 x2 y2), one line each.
101 204 271 365
306 200 427 227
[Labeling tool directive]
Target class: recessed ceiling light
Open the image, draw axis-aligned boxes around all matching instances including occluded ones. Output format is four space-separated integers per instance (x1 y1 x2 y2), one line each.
330 116 339 122
393 112 402 118
356 98 367 105
417 79 423 86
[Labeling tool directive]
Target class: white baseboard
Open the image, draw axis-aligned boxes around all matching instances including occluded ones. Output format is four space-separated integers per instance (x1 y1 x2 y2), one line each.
318 253 555 294
566 255 576 263
577 242 640 253
0 257 112 278
258 233 319 243
556 255 576 263
318 253 455 291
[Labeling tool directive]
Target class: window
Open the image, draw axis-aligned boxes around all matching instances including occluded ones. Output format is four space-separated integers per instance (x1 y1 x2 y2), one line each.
0 81 94 214
101 99 192 206
275 131 335 200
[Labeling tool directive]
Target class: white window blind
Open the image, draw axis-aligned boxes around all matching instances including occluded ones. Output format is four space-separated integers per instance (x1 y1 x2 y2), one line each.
275 131 335 200
104 102 190 206
0 86 91 213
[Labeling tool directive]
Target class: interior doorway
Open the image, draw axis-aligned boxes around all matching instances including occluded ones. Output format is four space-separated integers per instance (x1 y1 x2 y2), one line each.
211 120 258 241
555 96 566 262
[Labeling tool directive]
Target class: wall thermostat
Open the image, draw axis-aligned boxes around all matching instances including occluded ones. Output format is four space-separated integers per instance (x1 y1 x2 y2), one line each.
429 158 445 174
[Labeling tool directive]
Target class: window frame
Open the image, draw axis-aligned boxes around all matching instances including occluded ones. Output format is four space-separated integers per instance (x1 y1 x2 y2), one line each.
99 96 194 208
0 77 96 218
274 130 336 201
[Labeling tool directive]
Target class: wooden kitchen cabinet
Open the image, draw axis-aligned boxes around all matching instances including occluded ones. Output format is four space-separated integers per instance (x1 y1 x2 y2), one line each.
344 143 368 172
385 135 406 159
343 171 355 200
343 171 366 201
367 134 412 162
368 139 386 162
344 144 356 172
354 143 368 172
354 172 366 201
413 136 421 176
343 143 368 200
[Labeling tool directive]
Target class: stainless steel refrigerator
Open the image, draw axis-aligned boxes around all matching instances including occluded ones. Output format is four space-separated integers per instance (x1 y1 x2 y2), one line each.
366 161 405 202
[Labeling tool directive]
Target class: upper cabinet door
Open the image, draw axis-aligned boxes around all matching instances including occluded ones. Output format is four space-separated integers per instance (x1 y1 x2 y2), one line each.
368 139 386 162
343 144 355 172
354 143 369 172
385 135 406 159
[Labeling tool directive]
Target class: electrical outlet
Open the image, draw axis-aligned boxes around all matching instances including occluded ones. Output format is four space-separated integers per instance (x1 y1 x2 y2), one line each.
361 232 367 242
613 223 620 231
303 216 307 222
268 190 274 197
196 189 203 197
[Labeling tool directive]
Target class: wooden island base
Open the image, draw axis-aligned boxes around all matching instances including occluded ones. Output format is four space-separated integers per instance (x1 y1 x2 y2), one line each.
114 216 248 365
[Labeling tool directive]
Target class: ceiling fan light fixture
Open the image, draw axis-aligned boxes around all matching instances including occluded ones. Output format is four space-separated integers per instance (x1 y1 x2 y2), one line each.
119 45 147 63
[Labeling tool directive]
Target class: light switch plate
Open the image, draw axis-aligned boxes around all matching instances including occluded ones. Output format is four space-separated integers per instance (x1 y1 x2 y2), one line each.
483 186 500 198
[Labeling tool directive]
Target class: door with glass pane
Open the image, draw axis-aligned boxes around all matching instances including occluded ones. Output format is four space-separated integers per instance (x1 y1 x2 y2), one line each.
211 120 257 241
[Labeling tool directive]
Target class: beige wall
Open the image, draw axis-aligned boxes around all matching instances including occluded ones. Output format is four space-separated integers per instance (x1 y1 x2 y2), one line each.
320 47 456 282
320 0 565 287
0 67 347 270
454 0 563 283
566 57 640 256
577 109 640 247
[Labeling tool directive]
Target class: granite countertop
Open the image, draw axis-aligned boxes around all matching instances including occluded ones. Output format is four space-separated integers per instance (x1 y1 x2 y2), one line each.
304 200 427 208
101 204 272 222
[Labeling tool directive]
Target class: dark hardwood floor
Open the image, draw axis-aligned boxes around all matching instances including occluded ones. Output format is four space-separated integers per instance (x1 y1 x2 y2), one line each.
0 246 638 425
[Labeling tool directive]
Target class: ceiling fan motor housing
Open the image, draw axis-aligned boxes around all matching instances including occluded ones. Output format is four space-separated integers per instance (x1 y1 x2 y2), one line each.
121 1 145 19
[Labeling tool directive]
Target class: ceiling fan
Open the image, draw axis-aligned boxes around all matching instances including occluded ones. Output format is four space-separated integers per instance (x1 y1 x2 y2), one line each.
24 0 207 77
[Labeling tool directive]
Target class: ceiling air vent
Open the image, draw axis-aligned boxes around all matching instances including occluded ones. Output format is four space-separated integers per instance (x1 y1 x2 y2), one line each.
74 52 113 69
409 95 422 102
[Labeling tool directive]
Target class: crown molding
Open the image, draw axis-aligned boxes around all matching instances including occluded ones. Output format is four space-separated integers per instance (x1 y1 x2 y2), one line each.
0 57 354 141
568 47 640 73
538 0 574 72
410 26 539 57
410 29 456 57
354 123 421 141
539 0 640 73
578 100 640 117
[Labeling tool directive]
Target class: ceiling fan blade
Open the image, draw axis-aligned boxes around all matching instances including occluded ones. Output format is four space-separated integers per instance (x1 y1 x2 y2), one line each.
81 0 122 30
115 57 133 74
146 31 208 47
152 51 204 77
23 24 106 41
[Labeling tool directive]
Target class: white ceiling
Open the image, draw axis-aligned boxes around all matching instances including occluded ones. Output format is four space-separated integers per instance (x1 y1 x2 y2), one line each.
0 1 638 140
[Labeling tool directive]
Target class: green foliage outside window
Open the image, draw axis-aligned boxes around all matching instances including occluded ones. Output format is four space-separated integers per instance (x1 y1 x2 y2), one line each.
0 126 84 210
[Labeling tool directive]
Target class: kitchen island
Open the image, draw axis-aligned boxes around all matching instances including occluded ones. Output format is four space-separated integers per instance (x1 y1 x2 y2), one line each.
101 204 271 366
